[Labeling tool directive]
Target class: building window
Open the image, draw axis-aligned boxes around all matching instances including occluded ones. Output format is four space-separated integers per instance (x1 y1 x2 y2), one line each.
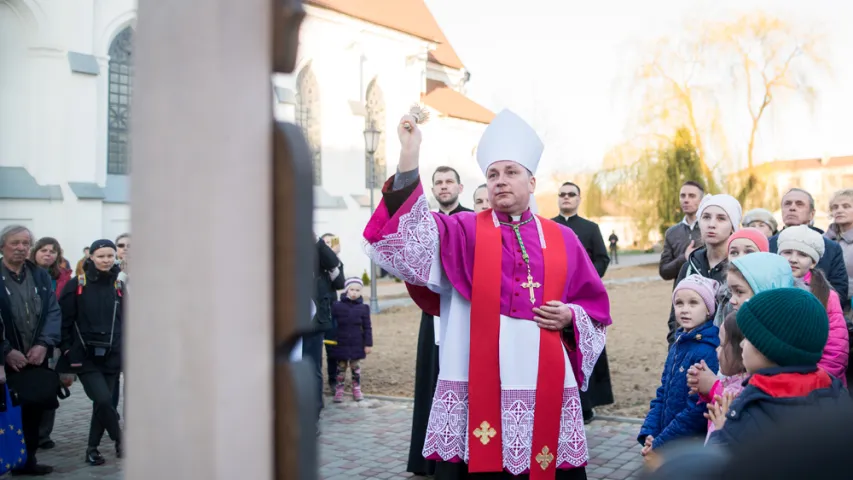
365 78 386 188
107 27 134 175
296 64 322 185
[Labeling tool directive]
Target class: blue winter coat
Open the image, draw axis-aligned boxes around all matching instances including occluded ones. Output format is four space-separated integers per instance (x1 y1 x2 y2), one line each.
639 321 720 449
327 294 372 361
708 365 852 448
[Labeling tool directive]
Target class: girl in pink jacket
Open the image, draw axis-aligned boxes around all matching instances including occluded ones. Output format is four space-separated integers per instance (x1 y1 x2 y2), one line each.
778 226 849 384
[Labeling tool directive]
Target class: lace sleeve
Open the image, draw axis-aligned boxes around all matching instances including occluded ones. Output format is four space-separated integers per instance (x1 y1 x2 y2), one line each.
364 194 438 286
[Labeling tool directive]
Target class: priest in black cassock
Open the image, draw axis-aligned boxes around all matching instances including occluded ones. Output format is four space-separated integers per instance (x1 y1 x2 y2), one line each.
552 181 614 423
406 166 472 476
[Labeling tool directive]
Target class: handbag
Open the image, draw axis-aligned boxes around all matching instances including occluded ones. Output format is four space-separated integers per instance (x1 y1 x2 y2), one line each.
0 383 27 474
6 366 69 410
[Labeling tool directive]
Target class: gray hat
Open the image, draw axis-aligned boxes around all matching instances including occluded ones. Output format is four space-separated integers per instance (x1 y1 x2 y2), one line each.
742 208 778 233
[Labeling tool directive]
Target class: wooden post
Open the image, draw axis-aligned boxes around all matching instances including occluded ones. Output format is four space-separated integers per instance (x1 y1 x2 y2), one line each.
127 0 274 477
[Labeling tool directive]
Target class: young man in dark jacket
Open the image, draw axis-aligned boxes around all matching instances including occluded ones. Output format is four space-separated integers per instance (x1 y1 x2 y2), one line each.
0 225 61 475
708 288 852 447
306 234 344 423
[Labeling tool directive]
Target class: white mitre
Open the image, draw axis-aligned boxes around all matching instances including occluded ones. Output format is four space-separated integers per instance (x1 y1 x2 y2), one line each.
476 109 544 213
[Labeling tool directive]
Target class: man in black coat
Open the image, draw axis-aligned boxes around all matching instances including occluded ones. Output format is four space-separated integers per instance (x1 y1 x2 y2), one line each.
0 225 61 475
551 181 613 423
407 166 472 476
768 188 848 307
307 233 344 426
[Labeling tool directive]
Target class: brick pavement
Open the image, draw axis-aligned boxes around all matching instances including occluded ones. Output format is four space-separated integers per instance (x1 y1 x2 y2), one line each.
22 380 124 479
39 384 646 479
319 397 645 480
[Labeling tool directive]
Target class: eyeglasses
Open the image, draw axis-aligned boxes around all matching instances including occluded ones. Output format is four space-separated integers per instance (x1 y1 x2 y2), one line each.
558 192 578 198
117 243 129 249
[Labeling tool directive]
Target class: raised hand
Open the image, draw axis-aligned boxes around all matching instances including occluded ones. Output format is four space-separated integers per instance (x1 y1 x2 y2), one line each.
396 114 422 172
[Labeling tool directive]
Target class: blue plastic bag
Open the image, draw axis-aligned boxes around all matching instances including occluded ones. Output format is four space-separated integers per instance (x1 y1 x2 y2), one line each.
0 384 27 474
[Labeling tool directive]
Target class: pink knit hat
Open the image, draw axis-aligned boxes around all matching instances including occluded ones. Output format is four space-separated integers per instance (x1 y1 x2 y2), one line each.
726 227 770 253
672 274 720 316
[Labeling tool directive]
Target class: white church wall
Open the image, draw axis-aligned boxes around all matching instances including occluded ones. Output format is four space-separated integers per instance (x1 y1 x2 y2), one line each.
0 0 137 259
0 3 34 171
102 203 131 243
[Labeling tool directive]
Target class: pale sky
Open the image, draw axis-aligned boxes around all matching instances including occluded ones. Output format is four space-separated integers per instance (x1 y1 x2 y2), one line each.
425 0 853 178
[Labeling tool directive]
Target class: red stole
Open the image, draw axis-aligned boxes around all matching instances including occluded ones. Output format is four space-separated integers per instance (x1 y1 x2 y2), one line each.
468 210 568 479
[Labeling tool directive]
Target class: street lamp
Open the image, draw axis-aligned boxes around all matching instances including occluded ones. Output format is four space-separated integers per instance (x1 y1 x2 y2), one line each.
363 119 382 314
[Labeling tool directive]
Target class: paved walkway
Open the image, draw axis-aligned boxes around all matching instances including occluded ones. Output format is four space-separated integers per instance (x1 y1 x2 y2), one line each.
319 398 644 480
23 381 124 479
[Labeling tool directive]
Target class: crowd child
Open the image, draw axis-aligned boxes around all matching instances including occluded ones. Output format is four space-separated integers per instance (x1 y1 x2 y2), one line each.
707 288 850 447
777 225 850 383
713 228 769 325
687 312 749 444
667 194 742 345
741 208 778 238
639 275 721 455
328 278 372 403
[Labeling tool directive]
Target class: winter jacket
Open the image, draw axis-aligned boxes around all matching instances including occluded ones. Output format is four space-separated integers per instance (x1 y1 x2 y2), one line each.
639 321 720 449
327 294 372 361
824 223 853 302
667 248 728 344
799 271 849 384
770 227 849 308
0 259 62 363
54 268 72 301
313 239 345 333
57 261 125 374
708 366 852 447
660 219 703 285
699 372 749 443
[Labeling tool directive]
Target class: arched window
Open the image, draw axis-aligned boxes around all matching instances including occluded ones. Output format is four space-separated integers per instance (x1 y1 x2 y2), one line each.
365 78 386 187
295 64 322 185
107 27 134 175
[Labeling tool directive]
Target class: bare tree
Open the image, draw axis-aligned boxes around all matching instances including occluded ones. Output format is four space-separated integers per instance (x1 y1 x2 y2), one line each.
713 12 829 172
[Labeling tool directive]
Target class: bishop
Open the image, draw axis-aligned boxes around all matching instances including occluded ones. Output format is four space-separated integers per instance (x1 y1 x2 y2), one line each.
363 110 611 479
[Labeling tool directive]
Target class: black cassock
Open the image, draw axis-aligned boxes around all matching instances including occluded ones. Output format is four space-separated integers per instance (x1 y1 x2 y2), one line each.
407 203 472 476
552 214 614 417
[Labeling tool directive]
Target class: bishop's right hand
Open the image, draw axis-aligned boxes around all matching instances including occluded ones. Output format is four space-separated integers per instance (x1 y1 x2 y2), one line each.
397 114 421 172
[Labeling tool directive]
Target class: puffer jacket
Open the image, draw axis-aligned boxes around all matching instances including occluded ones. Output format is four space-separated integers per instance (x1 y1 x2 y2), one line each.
708 366 852 447
639 321 720 449
800 271 849 385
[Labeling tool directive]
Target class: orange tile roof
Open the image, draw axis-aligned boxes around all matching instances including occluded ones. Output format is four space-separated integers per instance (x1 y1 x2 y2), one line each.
422 83 495 124
305 0 465 69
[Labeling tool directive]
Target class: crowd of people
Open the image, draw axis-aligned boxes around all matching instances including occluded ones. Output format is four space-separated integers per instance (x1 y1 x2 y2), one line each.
641 184 853 473
305 106 853 479
0 226 129 475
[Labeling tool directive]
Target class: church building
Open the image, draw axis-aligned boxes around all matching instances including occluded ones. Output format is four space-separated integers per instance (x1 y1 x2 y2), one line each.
0 0 494 280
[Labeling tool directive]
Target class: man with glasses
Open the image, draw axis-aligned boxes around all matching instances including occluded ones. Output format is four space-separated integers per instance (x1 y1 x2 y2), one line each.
552 181 613 424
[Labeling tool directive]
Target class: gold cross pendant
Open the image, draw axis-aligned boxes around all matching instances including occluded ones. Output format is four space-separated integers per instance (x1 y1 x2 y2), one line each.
520 273 541 304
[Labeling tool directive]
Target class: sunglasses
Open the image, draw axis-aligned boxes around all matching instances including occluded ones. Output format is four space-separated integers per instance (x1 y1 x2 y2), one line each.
116 243 129 249
558 192 578 198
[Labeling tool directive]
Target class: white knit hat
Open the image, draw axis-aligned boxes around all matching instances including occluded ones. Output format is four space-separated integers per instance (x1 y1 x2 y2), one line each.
344 277 363 289
697 194 742 233
777 225 825 263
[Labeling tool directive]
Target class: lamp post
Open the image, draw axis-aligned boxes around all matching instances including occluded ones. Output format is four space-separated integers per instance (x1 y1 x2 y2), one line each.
363 119 382 314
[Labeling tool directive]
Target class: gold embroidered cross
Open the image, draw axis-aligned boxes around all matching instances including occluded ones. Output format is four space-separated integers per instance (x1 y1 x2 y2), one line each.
473 421 497 445
521 273 541 304
536 445 554 470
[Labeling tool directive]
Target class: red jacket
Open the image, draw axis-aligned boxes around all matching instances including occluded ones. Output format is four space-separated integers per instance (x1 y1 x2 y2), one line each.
55 268 72 300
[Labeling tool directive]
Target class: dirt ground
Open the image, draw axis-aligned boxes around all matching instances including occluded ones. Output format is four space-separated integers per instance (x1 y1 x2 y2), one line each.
327 265 671 418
